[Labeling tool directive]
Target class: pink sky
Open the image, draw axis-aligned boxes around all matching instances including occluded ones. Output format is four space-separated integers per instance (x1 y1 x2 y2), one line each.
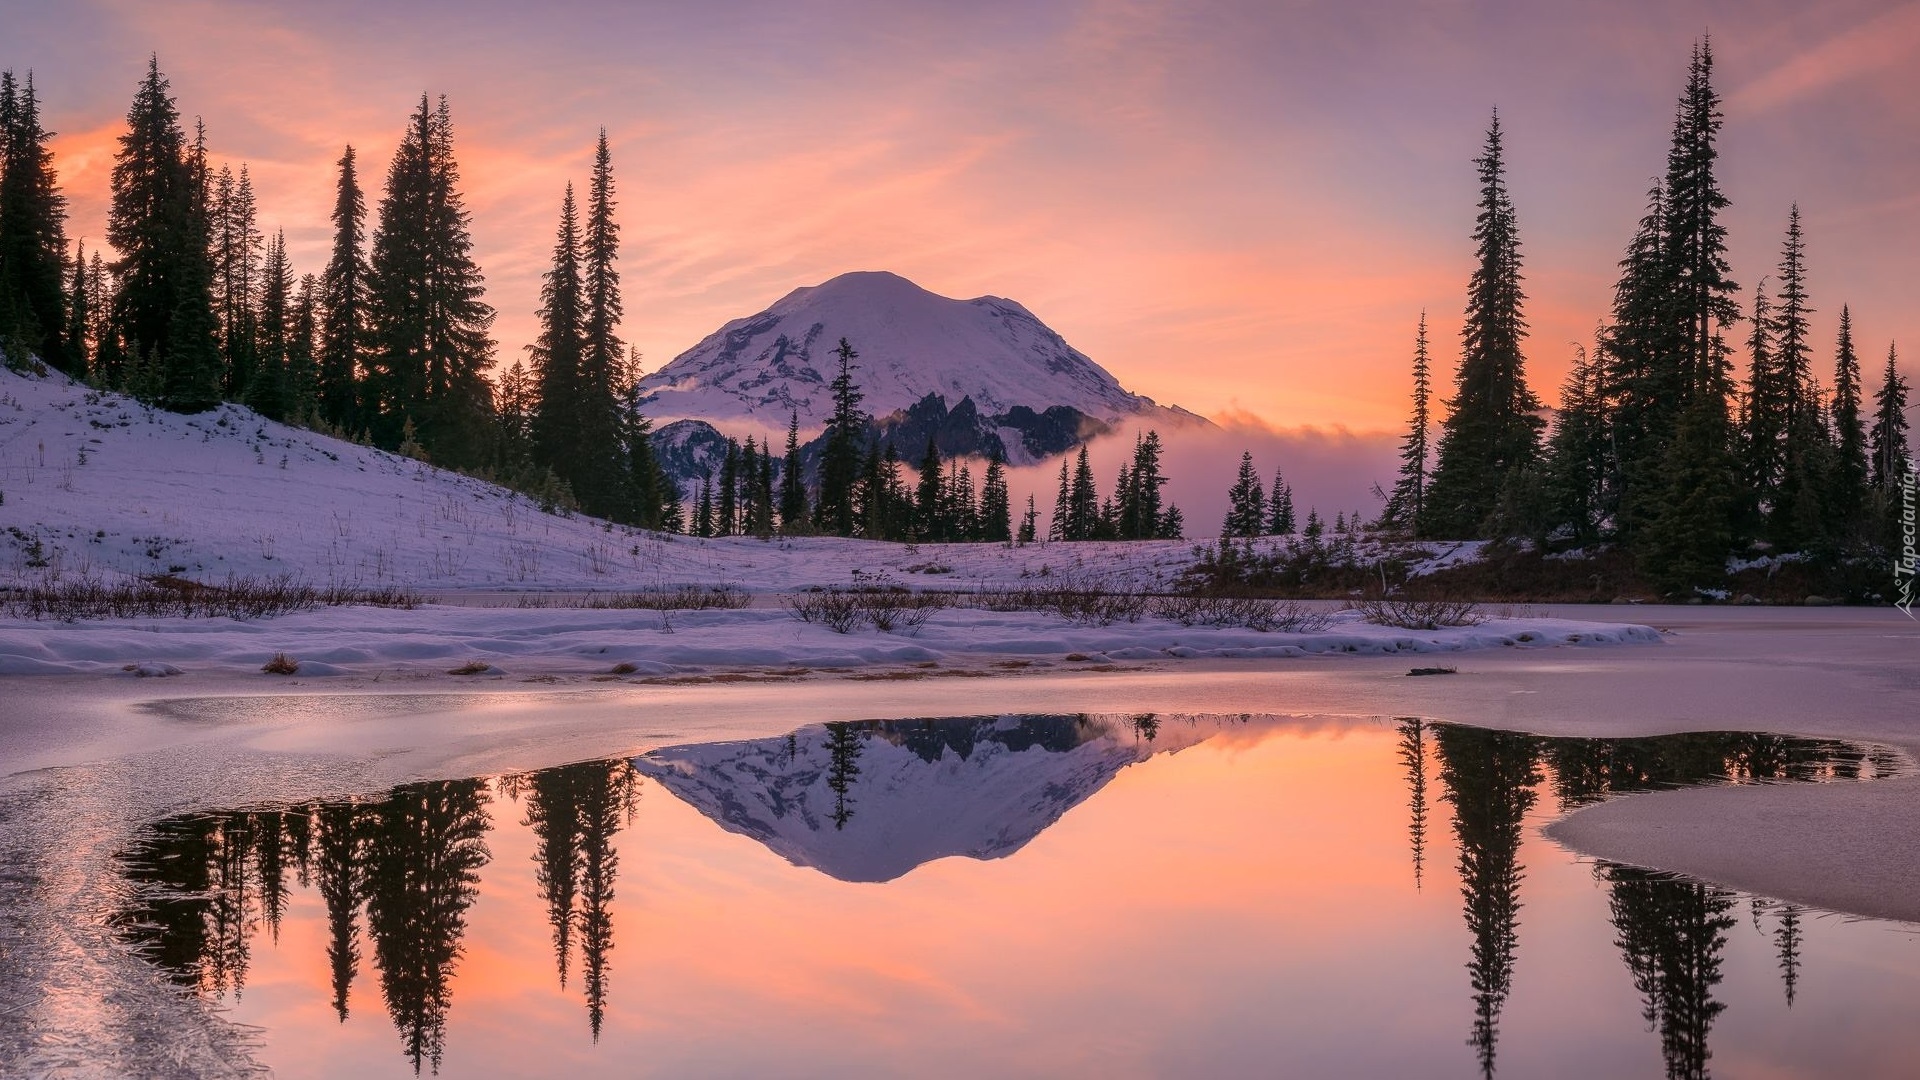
9 0 1917 445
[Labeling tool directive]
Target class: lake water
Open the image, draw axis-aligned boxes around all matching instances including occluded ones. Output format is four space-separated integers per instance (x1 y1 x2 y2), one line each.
113 714 1920 1078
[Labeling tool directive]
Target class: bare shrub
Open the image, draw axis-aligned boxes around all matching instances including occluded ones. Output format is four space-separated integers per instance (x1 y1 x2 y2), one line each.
859 589 951 633
609 661 639 675
963 573 1146 626
0 571 426 622
786 589 867 633
1151 595 1335 632
447 659 494 675
561 584 750 611
1353 595 1484 630
260 652 299 675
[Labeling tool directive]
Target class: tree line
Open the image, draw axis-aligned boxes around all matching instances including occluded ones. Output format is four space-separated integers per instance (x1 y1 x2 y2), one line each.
1373 40 1911 593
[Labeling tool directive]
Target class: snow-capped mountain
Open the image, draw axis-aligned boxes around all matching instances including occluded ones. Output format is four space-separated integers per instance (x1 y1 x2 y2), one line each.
634 713 1223 883
636 271 1191 430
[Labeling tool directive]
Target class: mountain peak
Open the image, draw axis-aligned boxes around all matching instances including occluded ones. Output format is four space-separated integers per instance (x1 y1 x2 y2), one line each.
636 270 1175 429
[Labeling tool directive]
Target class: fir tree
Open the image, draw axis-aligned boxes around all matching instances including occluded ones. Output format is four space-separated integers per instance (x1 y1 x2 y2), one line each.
1222 450 1266 538
286 273 319 420
1065 445 1100 541
1663 40 1741 405
716 436 739 536
0 71 71 370
1383 311 1433 533
1425 111 1543 537
495 359 536 471
1048 455 1071 541
529 183 586 483
813 338 865 535
1599 181 1672 533
1740 277 1783 522
980 449 1012 543
1268 467 1295 534
1542 342 1610 543
778 410 808 532
1018 494 1039 543
64 240 91 374
571 130 629 519
915 436 944 541
108 57 220 410
364 95 496 465
1829 305 1868 528
1870 343 1910 490
247 229 292 419
1642 391 1739 594
210 164 262 399
318 145 367 431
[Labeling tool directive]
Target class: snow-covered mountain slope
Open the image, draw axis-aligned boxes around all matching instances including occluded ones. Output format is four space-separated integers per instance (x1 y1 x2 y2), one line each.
636 270 1197 429
0 366 1208 591
635 714 1224 882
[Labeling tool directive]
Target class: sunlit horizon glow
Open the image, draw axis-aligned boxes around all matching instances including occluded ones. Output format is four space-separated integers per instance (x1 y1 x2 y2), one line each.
8 0 1916 437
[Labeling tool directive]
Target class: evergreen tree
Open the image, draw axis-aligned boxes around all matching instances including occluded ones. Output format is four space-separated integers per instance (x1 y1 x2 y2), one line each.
1642 391 1739 594
1048 455 1071 541
1222 450 1266 538
980 449 1012 543
1303 507 1324 542
108 57 220 410
64 240 91 373
1268 467 1295 534
286 273 319 420
1662 40 1741 406
778 410 808 532
1117 430 1171 539
318 145 367 431
1599 181 1672 533
529 183 586 483
247 229 292 419
1869 344 1910 490
716 437 739 536
495 360 536 471
1829 305 1868 529
210 163 262 398
693 473 713 538
0 71 71 370
915 436 944 541
1383 311 1433 533
1739 278 1782 525
1425 111 1543 537
365 95 496 465
1542 342 1610 543
1065 445 1100 540
571 130 629 519
813 337 865 535
1018 494 1038 543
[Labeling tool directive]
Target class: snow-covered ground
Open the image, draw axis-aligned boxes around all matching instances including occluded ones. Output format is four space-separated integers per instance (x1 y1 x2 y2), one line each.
0 365 1653 680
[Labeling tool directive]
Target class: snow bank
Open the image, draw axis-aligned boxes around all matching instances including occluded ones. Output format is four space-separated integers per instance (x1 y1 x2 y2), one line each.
0 604 1659 679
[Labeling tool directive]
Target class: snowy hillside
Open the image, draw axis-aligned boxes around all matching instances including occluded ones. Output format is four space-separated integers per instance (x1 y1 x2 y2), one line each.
635 271 1197 430
0 366 1198 592
636 714 1222 882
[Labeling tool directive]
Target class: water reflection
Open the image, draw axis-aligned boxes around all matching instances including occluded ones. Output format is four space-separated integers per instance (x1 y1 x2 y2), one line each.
111 717 1911 1078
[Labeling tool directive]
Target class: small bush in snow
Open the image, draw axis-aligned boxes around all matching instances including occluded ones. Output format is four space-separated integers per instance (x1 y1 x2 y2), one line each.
1151 595 1333 632
786 589 867 634
1352 595 1483 630
261 652 300 675
964 573 1147 626
858 588 951 633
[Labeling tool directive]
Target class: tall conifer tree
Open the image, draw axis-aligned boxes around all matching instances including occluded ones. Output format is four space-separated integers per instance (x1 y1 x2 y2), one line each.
1829 305 1867 528
1425 112 1542 537
530 183 586 479
813 338 865 535
0 71 71 370
1384 311 1433 533
1869 344 1910 490
571 130 629 518
318 145 367 431
778 410 808 532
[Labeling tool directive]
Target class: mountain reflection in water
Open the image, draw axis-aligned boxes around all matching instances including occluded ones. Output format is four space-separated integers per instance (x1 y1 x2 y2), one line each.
113 716 1912 1079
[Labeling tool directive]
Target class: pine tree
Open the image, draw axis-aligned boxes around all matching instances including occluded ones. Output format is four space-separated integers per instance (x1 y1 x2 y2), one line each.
210 164 262 399
108 57 220 410
365 95 496 465
1541 342 1609 543
693 474 714 538
778 410 808 532
64 240 91 374
1303 507 1324 542
1383 311 1433 533
1048 455 1071 541
1642 391 1739 594
1870 344 1910 490
571 130 629 518
1119 430 1170 539
318 145 367 431
717 437 739 536
529 183 586 483
1741 277 1784 522
1222 450 1265 538
0 71 71 370
1424 111 1543 537
915 436 944 541
980 448 1012 543
1267 467 1295 534
1599 181 1672 533
248 229 292 418
813 338 865 535
1829 305 1868 529
1018 494 1039 544
1663 40 1741 405
1065 446 1100 541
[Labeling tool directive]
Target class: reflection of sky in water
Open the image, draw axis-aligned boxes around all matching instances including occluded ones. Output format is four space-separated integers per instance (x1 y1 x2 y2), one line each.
115 717 1920 1079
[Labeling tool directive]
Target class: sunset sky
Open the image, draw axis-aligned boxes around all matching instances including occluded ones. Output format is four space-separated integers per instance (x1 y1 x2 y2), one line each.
8 0 1917 439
